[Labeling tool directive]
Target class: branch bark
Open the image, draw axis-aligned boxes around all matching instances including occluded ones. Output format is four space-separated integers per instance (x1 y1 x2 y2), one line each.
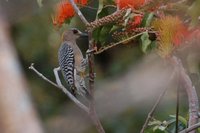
170 56 199 133
180 122 200 133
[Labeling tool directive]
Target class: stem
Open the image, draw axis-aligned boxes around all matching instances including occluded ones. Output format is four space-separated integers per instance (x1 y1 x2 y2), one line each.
140 70 176 133
170 56 199 133
95 32 145 55
68 1 105 132
180 122 200 133
176 81 180 133
68 0 89 25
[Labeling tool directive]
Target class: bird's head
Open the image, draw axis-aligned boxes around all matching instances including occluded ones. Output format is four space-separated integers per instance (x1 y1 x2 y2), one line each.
62 28 88 42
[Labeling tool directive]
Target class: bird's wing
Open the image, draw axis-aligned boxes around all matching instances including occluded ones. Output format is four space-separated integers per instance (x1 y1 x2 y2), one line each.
58 42 75 87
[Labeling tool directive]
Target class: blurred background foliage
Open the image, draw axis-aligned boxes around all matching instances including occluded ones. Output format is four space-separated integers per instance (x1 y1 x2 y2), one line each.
11 0 143 119
1 0 199 132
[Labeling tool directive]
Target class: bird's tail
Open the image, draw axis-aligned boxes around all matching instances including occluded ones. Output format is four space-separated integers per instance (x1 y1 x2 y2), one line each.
77 84 92 100
70 86 77 97
82 87 92 100
70 85 91 99
75 75 92 100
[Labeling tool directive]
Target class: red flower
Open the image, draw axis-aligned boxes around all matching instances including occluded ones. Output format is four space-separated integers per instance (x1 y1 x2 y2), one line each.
152 16 190 57
173 24 189 46
132 15 143 27
52 0 88 27
126 15 143 30
77 0 88 5
115 0 145 9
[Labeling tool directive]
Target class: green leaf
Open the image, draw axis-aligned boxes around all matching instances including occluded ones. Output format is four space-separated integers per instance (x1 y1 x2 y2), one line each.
64 18 72 24
187 0 200 27
150 41 157 49
140 32 151 53
153 126 159 132
96 0 104 19
103 0 115 5
141 12 154 27
99 25 113 44
93 24 118 43
178 116 187 127
93 27 102 42
37 0 43 7
158 125 166 131
96 0 116 19
110 25 121 33
169 115 187 126
97 6 116 19
148 120 162 126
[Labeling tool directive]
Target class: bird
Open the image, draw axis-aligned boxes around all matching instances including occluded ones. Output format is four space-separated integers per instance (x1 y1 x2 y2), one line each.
58 28 89 97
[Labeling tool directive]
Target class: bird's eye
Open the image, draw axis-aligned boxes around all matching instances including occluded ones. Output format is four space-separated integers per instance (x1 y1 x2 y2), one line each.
72 29 78 34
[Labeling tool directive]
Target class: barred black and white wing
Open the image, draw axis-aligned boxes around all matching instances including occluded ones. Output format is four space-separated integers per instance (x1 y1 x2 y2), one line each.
58 42 75 87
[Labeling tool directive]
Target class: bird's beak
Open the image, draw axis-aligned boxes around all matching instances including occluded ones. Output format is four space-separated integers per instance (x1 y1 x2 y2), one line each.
79 31 88 37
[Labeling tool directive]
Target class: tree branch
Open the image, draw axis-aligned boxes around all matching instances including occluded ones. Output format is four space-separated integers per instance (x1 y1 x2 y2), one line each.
88 36 105 133
180 122 200 133
29 63 89 114
140 70 176 133
67 1 105 133
170 56 199 133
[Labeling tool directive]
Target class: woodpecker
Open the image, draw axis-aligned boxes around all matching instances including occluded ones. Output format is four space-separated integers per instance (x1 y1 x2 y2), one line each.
58 28 89 97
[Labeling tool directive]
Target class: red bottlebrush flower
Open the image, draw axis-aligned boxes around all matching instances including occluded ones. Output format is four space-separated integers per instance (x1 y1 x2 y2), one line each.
52 1 75 27
52 0 88 27
152 16 189 57
126 15 143 30
77 0 88 5
115 0 145 9
173 24 189 46
132 15 143 27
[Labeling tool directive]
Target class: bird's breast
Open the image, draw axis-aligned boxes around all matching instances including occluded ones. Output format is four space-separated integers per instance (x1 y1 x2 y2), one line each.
73 45 85 72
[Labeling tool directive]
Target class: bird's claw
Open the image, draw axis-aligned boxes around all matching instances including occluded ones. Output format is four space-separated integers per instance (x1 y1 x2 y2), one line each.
86 73 96 78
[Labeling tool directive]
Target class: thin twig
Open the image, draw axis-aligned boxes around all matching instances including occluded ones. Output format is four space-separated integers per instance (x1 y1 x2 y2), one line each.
176 67 181 133
140 70 176 133
158 0 188 11
29 63 89 113
68 0 89 25
132 9 144 15
180 122 200 133
176 78 180 133
95 32 146 55
77 4 98 10
68 1 105 133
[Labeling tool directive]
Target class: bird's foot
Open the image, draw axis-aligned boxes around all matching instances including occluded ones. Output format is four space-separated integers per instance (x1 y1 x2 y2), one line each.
85 73 96 78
